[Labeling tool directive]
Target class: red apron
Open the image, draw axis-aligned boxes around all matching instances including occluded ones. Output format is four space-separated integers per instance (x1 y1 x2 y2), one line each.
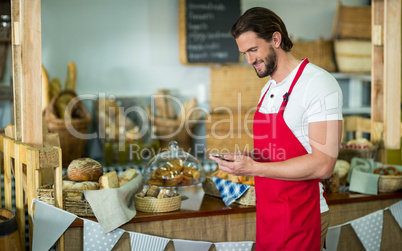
253 59 321 250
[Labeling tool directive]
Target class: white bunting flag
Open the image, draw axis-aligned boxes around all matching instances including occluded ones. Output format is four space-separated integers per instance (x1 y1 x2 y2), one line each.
83 219 125 251
389 200 402 229
325 226 341 251
214 241 254 251
173 239 212 251
32 199 77 251
129 232 170 251
351 210 383 251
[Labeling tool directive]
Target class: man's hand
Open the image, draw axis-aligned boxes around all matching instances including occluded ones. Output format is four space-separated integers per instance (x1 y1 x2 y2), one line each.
209 153 257 177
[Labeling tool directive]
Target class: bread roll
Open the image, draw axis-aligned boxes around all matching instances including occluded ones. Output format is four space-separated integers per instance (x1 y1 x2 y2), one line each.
334 160 350 179
67 158 103 181
119 168 138 187
99 171 119 189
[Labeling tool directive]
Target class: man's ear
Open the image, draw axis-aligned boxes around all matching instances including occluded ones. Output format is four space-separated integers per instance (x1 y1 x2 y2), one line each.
272 32 282 49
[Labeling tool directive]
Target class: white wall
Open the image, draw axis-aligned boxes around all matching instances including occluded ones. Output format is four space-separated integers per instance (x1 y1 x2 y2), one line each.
41 0 209 99
41 0 369 98
0 0 370 128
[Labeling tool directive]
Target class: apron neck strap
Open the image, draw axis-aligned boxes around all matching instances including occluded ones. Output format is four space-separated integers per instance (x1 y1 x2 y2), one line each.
279 58 309 113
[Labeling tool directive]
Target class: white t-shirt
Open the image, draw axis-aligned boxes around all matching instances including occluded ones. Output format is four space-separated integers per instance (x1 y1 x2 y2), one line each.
257 60 343 213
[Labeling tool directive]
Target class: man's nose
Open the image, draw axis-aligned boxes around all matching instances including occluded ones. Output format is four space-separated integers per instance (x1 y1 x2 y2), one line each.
245 53 255 65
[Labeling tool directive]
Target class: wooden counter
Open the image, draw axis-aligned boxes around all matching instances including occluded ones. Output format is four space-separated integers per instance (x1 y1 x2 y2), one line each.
64 185 401 250
69 186 402 226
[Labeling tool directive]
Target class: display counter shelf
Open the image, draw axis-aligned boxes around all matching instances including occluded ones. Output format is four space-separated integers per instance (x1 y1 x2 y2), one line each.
65 184 401 251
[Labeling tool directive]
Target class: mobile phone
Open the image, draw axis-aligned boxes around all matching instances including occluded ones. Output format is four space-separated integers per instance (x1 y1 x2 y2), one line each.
209 153 234 162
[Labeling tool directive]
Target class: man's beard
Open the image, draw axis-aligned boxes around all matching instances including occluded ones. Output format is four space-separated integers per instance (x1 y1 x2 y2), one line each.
254 46 277 78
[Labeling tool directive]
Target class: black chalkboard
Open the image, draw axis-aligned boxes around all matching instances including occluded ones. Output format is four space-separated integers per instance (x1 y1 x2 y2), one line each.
179 0 241 64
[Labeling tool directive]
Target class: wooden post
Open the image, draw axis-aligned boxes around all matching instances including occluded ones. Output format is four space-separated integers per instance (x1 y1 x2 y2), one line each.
371 0 402 161
383 0 401 149
372 0 385 161
11 0 43 147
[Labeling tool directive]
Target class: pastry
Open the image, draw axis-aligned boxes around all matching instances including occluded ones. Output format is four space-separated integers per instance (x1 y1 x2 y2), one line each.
165 174 184 186
67 158 103 181
374 167 387 175
167 159 185 173
147 159 202 186
385 166 399 176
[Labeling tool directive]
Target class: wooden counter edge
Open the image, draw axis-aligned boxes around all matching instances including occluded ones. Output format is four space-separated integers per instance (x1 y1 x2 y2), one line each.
68 191 401 228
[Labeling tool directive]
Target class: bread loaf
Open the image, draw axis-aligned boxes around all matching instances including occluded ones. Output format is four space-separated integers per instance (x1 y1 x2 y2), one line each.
99 171 119 189
62 180 100 190
60 180 100 200
118 168 138 187
67 158 103 181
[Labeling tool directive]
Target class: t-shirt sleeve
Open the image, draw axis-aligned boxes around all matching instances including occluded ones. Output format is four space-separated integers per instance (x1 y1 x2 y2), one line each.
304 72 343 123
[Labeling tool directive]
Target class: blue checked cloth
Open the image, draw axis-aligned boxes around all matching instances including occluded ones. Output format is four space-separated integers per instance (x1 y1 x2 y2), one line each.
212 176 251 206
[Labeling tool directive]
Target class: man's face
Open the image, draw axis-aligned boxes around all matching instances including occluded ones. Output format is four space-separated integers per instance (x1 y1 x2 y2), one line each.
236 31 277 78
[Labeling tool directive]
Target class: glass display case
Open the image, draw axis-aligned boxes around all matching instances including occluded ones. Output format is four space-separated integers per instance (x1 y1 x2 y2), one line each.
143 141 205 187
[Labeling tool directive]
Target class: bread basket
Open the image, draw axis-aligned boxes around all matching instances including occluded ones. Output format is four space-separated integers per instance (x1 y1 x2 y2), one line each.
202 176 256 206
378 175 402 193
338 144 378 162
44 90 91 167
134 194 182 213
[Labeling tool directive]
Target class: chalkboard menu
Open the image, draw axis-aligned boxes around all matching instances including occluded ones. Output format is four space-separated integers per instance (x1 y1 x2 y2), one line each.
179 0 241 65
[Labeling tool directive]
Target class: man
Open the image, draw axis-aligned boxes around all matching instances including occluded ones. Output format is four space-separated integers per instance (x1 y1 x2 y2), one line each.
210 7 343 251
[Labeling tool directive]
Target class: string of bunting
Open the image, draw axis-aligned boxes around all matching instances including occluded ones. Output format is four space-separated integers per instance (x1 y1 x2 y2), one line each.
31 199 401 251
30 199 253 251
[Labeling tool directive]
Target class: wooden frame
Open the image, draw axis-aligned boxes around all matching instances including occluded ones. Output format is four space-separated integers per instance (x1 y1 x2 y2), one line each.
371 0 401 157
1 134 63 250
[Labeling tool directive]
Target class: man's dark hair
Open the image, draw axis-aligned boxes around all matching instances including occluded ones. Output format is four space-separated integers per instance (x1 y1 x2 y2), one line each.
231 7 293 52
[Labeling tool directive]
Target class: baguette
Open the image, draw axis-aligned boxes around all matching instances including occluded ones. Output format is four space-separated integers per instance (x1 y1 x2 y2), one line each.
65 61 77 91
41 65 50 111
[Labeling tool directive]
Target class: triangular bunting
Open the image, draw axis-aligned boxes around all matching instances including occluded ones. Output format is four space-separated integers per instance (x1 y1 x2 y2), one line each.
326 226 341 251
32 199 77 251
389 200 402 229
172 239 212 251
83 219 125 251
129 232 170 251
214 241 254 251
351 210 383 251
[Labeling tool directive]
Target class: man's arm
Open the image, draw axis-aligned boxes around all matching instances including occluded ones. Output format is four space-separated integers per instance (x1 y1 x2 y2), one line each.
210 120 342 181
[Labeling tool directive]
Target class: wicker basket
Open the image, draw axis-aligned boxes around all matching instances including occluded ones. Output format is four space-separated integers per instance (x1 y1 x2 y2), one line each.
37 183 94 217
134 194 182 213
202 176 256 206
292 37 336 72
378 175 402 193
334 39 371 73
44 90 91 168
338 144 379 162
